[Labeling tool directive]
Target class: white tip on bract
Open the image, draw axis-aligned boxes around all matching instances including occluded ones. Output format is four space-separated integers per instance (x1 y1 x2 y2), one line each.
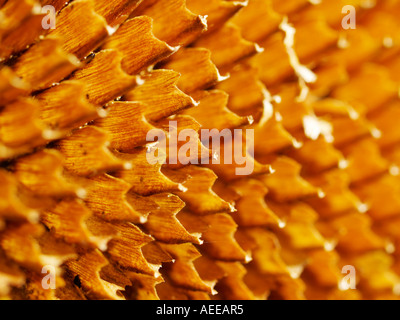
199 15 209 30
178 184 188 192
217 70 230 82
245 254 253 263
28 210 40 224
303 115 333 142
386 242 395 254
106 25 118 36
269 166 276 174
278 220 286 228
97 108 108 118
76 188 87 199
42 129 60 140
339 159 349 169
338 34 350 49
383 37 394 48
292 139 303 149
324 240 337 252
255 43 264 53
123 162 133 170
232 0 249 6
287 264 304 279
136 75 145 86
361 0 376 9
190 96 200 107
247 115 254 125
279 16 317 102
389 165 400 176
139 215 148 224
357 202 369 213
370 127 382 139
259 88 274 126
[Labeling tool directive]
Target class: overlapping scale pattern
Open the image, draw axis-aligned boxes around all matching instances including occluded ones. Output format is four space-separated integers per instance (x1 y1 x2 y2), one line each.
1 0 400 300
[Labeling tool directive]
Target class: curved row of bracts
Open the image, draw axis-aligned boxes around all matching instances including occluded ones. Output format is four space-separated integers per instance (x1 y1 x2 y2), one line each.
1 0 400 300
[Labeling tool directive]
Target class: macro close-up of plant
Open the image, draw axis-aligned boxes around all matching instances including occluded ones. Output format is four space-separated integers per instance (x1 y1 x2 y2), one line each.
1 0 400 301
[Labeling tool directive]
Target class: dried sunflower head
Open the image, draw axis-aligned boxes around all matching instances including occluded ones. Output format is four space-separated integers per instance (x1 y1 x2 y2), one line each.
0 0 400 301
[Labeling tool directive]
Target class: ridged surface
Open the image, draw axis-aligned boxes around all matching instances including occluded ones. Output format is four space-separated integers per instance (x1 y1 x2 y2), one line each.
0 0 400 300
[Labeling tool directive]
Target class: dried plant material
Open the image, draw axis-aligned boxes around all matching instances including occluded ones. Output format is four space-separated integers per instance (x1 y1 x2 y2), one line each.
250 118 296 155
0 12 45 60
36 81 97 132
249 32 292 87
303 250 342 288
134 0 207 46
82 174 147 223
106 222 158 275
186 0 246 33
352 251 400 298
332 64 398 115
0 98 43 149
287 135 343 173
259 157 318 202
113 149 182 196
216 64 268 117
40 199 94 245
158 242 216 293
205 133 270 181
236 228 290 276
14 150 83 198
144 193 201 244
373 101 400 149
2 0 400 301
195 23 260 69
71 50 137 106
276 203 325 251
93 0 143 27
161 47 222 94
310 63 349 97
0 252 25 297
231 0 281 42
55 126 126 177
342 138 388 184
320 213 385 254
306 169 363 218
94 101 162 151
0 170 38 222
179 211 249 261
12 38 81 91
330 116 372 148
0 0 39 38
183 90 250 131
163 165 233 214
0 222 45 271
65 249 124 300
39 0 69 11
353 174 400 221
0 67 30 105
323 28 380 72
230 179 281 227
103 16 176 74
156 115 212 168
272 0 309 14
293 19 338 64
126 271 162 300
156 280 211 300
215 262 256 300
48 0 109 60
124 69 195 121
